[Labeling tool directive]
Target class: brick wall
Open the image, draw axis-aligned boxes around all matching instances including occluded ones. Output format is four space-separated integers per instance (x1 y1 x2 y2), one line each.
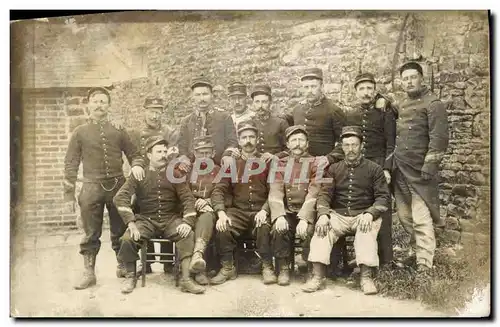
16 11 490 245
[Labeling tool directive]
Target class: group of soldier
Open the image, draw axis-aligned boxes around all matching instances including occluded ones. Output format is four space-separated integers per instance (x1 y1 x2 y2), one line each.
63 61 449 297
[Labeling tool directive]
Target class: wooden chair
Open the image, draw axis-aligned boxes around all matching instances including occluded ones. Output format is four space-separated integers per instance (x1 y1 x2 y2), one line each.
140 238 180 287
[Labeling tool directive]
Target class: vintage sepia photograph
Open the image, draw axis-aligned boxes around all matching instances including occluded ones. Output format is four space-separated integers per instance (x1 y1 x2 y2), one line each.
9 10 491 317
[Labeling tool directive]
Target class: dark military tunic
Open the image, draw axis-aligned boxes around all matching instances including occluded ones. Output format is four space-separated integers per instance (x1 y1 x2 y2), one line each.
255 114 289 154
189 163 220 200
179 110 238 165
64 120 143 196
393 87 449 226
113 166 197 228
286 96 346 164
268 153 322 225
317 158 390 220
345 94 397 170
212 153 271 221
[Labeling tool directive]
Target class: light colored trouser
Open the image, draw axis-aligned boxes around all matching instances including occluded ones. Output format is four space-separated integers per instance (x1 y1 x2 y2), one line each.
394 178 436 268
308 212 382 267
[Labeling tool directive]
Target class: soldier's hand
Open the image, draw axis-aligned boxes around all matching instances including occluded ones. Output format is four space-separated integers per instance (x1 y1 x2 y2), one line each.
131 166 145 181
176 223 192 238
254 210 268 228
296 219 308 239
229 148 241 159
195 198 209 212
221 155 235 168
356 213 373 233
383 170 392 185
216 211 232 232
63 200 76 214
274 216 289 233
315 214 331 238
128 222 141 241
421 171 432 181
178 155 192 173
261 152 277 164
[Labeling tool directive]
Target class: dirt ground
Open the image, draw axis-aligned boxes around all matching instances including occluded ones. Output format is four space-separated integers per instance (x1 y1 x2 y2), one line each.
11 232 447 317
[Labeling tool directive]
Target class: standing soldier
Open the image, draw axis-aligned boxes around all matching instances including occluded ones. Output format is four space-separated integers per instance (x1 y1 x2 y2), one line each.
285 67 346 164
178 76 238 170
228 81 256 131
392 62 449 272
268 125 319 286
114 136 204 294
187 136 221 285
210 121 274 285
251 84 289 154
64 87 145 290
129 96 180 275
345 72 397 266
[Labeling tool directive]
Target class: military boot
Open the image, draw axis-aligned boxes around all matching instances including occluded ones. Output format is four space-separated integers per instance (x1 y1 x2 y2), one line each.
74 253 97 290
360 264 378 295
121 263 137 294
116 259 127 278
210 261 237 285
277 258 290 286
302 262 326 293
179 277 206 294
189 239 207 274
195 271 210 285
262 261 277 285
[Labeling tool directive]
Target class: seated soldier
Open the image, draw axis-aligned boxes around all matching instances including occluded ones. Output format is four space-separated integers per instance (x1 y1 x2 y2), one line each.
268 125 322 285
187 136 221 285
113 135 205 294
303 126 391 295
210 121 275 285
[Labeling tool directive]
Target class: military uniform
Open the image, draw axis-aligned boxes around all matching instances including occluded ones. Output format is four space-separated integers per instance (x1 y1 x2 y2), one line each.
392 62 449 269
188 137 221 282
64 88 144 261
128 97 179 273
268 125 318 270
251 85 289 154
210 122 274 284
113 136 205 294
304 126 391 294
285 68 346 164
345 73 397 265
178 77 238 165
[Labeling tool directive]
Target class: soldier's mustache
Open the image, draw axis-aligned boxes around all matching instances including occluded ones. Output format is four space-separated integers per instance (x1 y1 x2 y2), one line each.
243 142 253 147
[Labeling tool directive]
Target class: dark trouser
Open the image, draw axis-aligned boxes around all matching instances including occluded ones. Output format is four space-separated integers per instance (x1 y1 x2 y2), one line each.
216 207 272 263
377 208 393 265
195 211 216 242
272 213 314 260
78 177 126 257
117 214 194 268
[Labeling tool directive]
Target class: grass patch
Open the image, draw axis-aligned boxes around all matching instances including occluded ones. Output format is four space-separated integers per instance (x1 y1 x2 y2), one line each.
374 218 490 315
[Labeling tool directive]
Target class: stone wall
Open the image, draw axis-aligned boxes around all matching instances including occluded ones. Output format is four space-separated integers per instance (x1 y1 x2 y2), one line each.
16 11 490 244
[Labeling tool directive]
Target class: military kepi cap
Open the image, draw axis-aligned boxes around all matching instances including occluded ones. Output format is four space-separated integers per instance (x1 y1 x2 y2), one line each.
285 125 308 140
143 97 164 109
190 75 213 90
237 120 258 134
87 87 111 102
300 68 323 81
399 61 423 76
340 126 363 141
193 136 215 150
354 72 376 88
228 81 247 96
250 85 272 99
145 135 168 152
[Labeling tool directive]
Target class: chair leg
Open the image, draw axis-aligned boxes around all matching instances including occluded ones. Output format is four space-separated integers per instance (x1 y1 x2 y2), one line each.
174 251 180 287
141 240 147 287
